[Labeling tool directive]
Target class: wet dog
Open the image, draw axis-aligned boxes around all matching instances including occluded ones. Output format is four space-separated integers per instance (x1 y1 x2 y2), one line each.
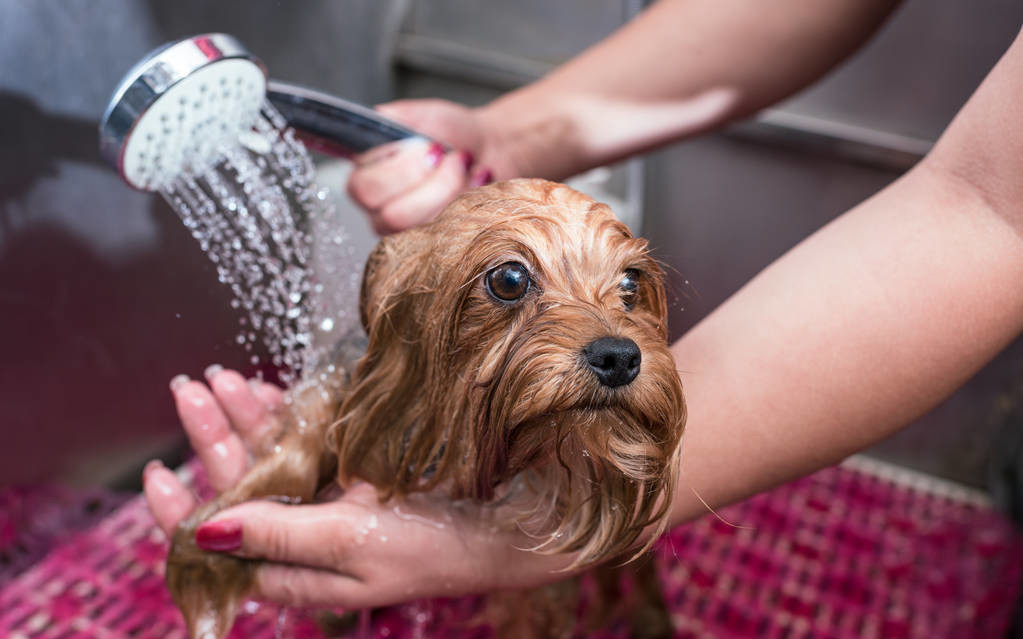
166 178 686 638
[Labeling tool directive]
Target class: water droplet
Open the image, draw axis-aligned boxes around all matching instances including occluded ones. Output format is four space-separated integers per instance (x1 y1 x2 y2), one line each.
319 317 335 331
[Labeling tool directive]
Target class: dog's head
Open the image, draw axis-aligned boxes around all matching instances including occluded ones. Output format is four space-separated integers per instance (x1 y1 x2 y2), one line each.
330 178 685 565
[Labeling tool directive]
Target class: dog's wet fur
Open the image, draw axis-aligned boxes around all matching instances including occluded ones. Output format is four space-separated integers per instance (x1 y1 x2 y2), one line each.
166 179 686 638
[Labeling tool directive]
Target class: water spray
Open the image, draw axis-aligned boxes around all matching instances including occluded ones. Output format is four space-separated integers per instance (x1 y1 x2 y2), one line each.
99 33 420 380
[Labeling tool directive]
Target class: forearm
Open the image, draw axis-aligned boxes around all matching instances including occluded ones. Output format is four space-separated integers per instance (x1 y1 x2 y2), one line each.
476 0 900 180
666 27 1023 526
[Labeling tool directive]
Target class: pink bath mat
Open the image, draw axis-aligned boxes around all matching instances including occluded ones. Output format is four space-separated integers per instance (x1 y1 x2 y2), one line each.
1 457 1020 638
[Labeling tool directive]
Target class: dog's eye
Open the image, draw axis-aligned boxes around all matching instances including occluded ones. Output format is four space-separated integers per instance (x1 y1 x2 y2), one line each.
620 269 640 311
486 262 531 302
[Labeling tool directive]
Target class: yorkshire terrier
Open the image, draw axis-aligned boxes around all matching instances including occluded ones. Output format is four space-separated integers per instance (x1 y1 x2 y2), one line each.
166 178 686 638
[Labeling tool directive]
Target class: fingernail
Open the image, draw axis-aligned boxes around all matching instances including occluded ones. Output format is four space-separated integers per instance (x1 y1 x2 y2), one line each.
460 150 475 173
143 459 164 482
469 168 493 188
196 519 243 552
169 374 190 392
149 470 177 498
424 142 444 169
203 363 223 382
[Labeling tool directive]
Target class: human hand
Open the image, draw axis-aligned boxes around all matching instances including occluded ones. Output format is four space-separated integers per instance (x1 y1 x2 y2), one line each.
144 368 575 610
346 99 515 235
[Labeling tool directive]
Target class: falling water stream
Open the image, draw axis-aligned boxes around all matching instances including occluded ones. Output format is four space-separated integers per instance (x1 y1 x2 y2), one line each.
160 101 371 637
161 100 360 385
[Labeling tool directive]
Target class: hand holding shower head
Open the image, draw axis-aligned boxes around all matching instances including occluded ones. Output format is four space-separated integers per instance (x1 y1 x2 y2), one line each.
99 32 428 191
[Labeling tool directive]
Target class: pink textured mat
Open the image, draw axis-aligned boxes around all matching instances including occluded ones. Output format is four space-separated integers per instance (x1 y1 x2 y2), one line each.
0 485 128 588
1 459 1020 638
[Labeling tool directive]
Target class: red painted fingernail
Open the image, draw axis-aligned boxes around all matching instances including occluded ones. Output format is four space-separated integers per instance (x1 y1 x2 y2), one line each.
196 519 243 552
424 142 444 169
469 167 493 188
169 374 190 392
460 150 475 172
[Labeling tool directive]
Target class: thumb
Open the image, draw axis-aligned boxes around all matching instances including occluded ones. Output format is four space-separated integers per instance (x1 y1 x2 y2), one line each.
374 99 479 150
374 99 428 128
194 500 358 572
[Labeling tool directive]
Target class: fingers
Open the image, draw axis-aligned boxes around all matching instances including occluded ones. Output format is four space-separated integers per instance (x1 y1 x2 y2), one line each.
370 150 475 235
352 135 434 172
253 564 364 609
250 380 284 410
171 375 249 492
203 366 284 454
348 138 444 209
374 100 436 131
346 98 496 234
349 142 474 234
143 460 196 536
194 501 363 572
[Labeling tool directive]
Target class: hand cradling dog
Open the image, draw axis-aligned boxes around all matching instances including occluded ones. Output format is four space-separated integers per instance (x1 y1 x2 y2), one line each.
165 178 686 639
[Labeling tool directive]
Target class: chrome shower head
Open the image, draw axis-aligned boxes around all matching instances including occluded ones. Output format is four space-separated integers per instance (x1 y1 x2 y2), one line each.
100 33 430 192
99 33 268 191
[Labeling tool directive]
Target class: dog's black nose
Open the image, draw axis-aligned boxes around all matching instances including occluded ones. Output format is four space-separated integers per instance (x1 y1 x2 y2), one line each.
584 337 641 388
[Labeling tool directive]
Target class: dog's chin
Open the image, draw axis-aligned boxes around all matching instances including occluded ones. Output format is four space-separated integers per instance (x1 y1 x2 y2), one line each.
544 404 677 485
567 387 656 416
491 402 679 566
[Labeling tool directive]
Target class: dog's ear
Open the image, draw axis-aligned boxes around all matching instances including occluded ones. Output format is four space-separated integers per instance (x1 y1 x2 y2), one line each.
335 225 464 496
358 239 389 332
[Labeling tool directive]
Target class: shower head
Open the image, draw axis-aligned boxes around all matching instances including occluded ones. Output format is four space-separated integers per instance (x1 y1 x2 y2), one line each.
99 34 268 191
100 33 427 192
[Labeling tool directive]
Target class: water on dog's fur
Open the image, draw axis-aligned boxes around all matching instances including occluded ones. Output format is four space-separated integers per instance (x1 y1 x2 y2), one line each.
160 102 360 384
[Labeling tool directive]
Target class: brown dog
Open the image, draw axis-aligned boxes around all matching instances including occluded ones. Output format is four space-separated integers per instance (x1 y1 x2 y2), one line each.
166 178 686 638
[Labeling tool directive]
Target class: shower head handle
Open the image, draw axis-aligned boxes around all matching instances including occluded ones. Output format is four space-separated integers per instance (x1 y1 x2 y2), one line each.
266 81 439 158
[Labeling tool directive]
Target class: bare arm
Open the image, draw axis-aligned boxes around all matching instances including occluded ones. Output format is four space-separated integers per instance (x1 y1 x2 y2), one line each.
349 0 899 231
477 0 901 180
669 26 1023 524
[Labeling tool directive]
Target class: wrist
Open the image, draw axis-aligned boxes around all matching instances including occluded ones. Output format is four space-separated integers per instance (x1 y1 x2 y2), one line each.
474 86 590 182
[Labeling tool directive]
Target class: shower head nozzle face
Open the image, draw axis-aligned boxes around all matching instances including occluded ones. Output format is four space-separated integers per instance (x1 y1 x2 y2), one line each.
99 34 268 191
